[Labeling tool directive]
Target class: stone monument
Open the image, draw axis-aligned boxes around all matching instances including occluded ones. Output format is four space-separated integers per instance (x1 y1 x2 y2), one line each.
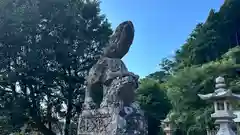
77 21 148 135
198 76 240 135
161 117 174 135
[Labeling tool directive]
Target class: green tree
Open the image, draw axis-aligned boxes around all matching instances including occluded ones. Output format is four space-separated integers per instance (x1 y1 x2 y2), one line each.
173 0 240 68
0 0 112 134
137 78 171 135
146 71 166 83
165 47 240 134
155 1 240 134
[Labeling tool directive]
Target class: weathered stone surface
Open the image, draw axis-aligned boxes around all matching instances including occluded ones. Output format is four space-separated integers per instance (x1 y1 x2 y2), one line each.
198 76 239 135
78 103 147 135
103 21 134 59
78 21 148 135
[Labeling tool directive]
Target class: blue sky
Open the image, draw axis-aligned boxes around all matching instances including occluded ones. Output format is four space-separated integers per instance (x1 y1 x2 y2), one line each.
100 0 224 77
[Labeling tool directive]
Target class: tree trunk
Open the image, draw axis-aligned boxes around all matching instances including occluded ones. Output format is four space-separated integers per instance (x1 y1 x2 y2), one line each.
64 89 73 135
32 122 56 135
30 105 56 135
28 85 56 135
47 102 52 131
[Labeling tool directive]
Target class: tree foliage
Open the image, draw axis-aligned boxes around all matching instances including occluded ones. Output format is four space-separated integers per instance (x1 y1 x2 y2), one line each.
145 1 240 134
166 48 240 134
174 0 240 67
137 78 171 135
2 0 240 135
0 0 112 134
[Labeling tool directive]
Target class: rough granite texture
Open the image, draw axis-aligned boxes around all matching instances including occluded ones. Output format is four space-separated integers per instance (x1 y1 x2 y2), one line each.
78 21 148 135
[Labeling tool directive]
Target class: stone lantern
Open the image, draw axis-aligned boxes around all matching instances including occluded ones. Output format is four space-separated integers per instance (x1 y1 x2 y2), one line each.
198 76 240 135
161 117 174 135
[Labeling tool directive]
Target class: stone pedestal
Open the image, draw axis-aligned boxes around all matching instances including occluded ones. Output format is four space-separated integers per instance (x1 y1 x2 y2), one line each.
78 104 147 135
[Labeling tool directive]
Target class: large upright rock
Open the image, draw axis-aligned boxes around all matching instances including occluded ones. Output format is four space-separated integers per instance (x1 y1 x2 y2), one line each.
78 21 148 135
